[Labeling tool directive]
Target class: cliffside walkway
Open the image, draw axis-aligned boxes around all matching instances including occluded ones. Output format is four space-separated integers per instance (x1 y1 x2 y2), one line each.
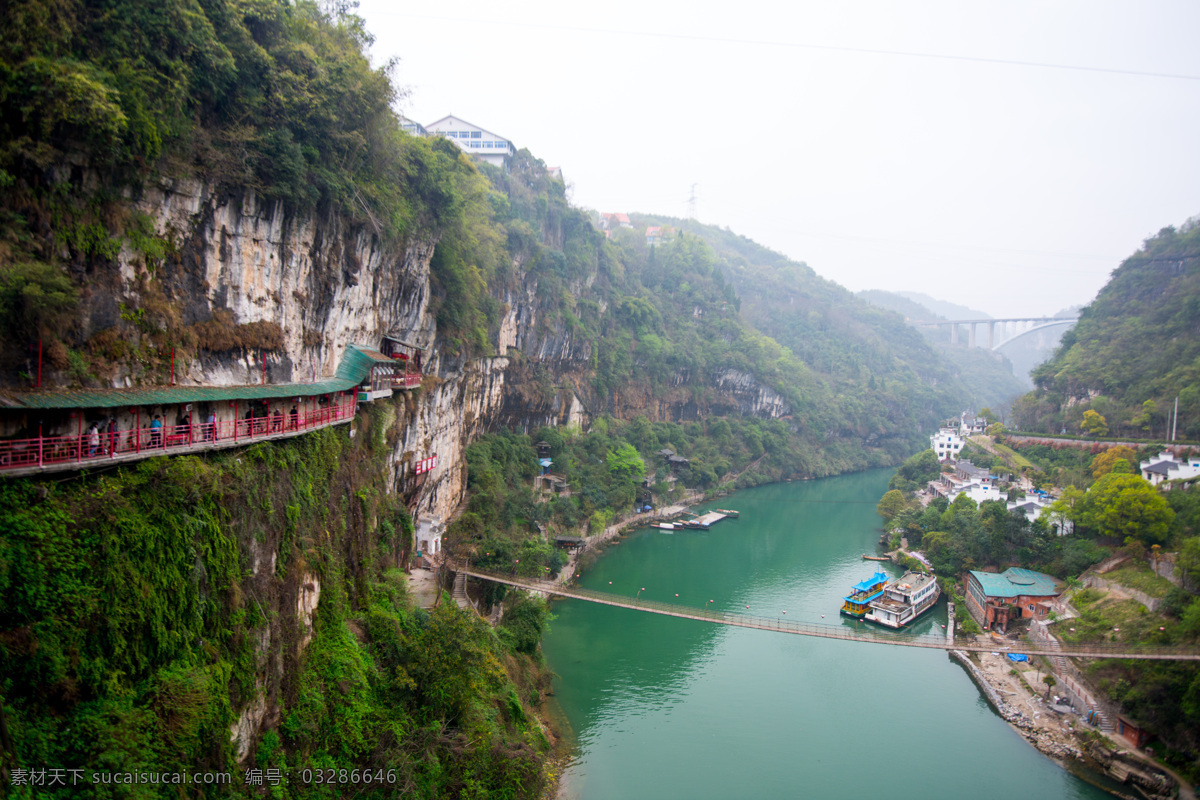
453 564 1200 662
0 398 356 478
0 343 425 478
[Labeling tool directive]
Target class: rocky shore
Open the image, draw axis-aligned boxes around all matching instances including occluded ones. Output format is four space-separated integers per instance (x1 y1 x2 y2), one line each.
950 646 1185 800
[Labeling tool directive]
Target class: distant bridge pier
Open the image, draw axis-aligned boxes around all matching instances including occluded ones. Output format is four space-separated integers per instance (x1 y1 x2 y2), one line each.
909 316 1079 351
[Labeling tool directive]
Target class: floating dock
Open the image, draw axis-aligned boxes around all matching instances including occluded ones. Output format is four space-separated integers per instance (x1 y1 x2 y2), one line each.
681 511 729 529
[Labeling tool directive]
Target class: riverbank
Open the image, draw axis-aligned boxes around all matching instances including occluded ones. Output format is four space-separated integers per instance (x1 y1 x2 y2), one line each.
951 642 1187 800
553 492 705 586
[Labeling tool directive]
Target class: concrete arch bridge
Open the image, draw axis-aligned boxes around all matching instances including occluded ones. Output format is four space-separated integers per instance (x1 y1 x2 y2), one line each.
910 317 1079 351
454 564 1200 662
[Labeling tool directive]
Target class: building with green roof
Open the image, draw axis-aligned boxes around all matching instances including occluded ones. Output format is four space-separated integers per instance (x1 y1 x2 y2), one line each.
0 343 424 478
964 567 1064 633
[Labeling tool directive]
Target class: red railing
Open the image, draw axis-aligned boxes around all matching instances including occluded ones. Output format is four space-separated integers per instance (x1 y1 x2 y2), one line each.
0 394 357 473
391 371 422 389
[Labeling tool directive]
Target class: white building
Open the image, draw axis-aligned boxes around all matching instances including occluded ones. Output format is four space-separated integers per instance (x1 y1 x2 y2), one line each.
399 115 428 137
1007 496 1074 536
1140 451 1200 486
960 412 988 436
415 517 444 561
426 115 515 166
960 483 1006 505
930 426 964 462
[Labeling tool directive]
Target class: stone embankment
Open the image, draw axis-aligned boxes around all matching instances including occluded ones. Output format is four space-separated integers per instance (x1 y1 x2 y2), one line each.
950 650 1084 762
950 646 1184 800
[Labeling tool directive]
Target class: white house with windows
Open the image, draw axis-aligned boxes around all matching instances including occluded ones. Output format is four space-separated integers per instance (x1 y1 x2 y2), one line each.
1007 496 1074 535
960 412 988 436
930 426 964 462
399 115 428 137
1140 451 1200 486
426 115 515 166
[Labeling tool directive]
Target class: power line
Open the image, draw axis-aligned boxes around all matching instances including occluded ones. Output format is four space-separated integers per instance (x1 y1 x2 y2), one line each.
397 13 1200 82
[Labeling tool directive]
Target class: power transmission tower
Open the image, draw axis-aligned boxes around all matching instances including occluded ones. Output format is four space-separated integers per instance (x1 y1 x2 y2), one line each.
687 183 698 219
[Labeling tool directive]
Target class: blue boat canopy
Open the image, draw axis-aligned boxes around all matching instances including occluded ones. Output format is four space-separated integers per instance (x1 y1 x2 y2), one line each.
852 572 889 593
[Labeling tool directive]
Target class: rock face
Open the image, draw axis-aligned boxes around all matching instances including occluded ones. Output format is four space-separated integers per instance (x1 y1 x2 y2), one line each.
69 178 788 525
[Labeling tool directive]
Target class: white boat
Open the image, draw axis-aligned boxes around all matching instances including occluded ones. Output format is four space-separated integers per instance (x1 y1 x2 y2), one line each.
865 571 940 629
654 522 676 530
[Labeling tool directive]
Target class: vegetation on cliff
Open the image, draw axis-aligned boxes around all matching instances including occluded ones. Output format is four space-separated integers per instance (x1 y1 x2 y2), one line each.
0 0 503 376
0 406 553 798
1012 219 1200 439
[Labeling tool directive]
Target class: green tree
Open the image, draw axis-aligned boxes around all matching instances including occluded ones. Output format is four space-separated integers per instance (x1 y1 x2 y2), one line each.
1045 486 1085 535
606 442 646 483
0 261 79 338
889 449 942 492
1080 473 1175 546
876 489 907 523
1092 446 1137 479
1178 537 1200 588
1080 409 1109 437
1131 399 1158 433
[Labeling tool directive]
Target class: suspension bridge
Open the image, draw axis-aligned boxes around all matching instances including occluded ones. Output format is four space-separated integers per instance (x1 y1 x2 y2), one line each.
453 564 1200 662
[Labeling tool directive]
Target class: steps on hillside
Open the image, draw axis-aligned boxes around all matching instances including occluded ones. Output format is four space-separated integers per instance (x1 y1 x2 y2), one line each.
1088 707 1114 732
452 571 472 610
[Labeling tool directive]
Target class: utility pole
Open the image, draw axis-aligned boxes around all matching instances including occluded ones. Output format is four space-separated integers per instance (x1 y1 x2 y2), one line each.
1173 396 1179 441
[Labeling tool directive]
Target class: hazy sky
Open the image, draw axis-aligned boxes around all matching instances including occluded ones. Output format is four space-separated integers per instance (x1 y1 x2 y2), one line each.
355 0 1200 319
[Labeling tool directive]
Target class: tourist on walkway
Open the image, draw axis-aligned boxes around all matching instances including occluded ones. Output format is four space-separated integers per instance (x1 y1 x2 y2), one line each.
150 415 162 448
87 424 100 457
105 417 118 454
206 411 217 441
289 405 299 430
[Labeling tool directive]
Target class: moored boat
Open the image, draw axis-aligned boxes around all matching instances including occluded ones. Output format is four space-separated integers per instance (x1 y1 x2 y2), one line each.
865 571 940 629
714 508 740 518
840 571 889 618
654 522 676 530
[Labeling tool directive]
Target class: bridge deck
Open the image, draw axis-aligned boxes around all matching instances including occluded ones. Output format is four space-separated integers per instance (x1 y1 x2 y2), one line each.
456 566 1200 662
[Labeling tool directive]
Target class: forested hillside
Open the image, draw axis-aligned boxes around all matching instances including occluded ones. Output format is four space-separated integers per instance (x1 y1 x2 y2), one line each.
858 289 1030 402
1013 220 1200 439
627 215 1022 427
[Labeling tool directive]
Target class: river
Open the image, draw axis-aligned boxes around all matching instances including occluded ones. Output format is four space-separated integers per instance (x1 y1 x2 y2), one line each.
542 470 1113 800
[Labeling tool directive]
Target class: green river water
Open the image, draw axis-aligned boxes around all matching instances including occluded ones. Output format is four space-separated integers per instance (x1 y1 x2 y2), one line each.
542 469 1114 800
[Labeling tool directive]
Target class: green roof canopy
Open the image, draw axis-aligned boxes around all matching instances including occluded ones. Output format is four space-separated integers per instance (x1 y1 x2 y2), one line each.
969 567 1062 599
0 344 392 410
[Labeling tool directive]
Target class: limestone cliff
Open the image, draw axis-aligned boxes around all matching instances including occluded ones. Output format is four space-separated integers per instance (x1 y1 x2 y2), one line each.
39 174 791 526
